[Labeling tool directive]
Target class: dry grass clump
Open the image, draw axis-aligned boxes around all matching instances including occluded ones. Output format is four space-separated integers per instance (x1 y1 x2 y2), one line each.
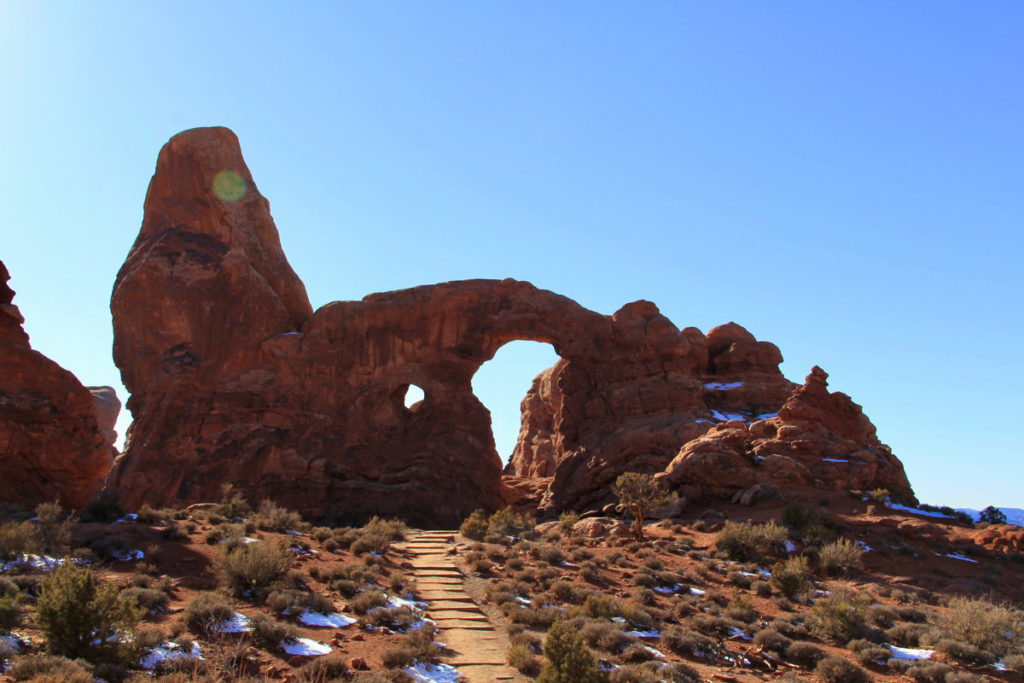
249 611 299 650
770 555 811 597
925 596 1024 657
380 625 440 668
661 625 716 660
818 538 864 576
714 520 788 562
217 541 291 601
183 591 234 635
814 655 871 683
508 641 542 675
6 653 95 682
810 588 872 645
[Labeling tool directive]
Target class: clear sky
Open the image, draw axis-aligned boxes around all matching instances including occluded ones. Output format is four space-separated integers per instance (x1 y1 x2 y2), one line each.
2 2 1021 509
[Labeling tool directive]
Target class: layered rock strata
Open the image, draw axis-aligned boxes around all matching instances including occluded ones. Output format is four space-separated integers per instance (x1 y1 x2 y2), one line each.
0 261 116 508
108 127 914 525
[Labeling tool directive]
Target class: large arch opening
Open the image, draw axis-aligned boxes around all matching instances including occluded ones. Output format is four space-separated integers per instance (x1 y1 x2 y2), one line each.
471 340 559 466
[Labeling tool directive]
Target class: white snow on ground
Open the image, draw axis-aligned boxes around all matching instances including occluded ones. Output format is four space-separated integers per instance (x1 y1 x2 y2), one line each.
286 530 304 536
727 627 751 640
886 502 956 519
643 645 666 658
298 611 357 628
0 633 28 651
704 381 744 390
755 412 778 420
214 612 253 634
113 549 145 561
653 584 682 595
280 637 331 656
515 596 533 605
689 587 706 596
1 554 63 572
710 410 747 422
387 594 429 610
784 540 798 553
938 553 980 563
113 513 138 524
694 419 713 425
822 458 849 463
140 641 203 670
404 661 463 683
858 541 872 552
627 629 661 639
888 645 934 660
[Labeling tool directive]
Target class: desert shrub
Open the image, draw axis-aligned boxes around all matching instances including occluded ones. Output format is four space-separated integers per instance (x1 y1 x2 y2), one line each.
869 489 890 503
266 588 334 616
509 605 563 628
810 588 872 645
933 638 995 665
488 507 535 536
350 589 389 614
361 605 418 630
927 596 1024 657
184 592 234 635
293 653 350 682
252 499 305 532
159 523 188 540
818 538 864 576
0 521 38 561
460 509 489 539
508 641 542 675
380 626 440 669
771 615 809 639
0 593 23 634
550 580 580 603
217 541 290 601
363 515 408 541
558 511 581 532
752 628 791 655
575 618 635 653
866 603 897 627
715 520 788 561
249 611 299 650
787 641 828 667
783 502 819 531
814 655 870 683
36 563 141 663
662 625 716 659
896 605 928 622
583 593 619 619
689 615 746 639
725 593 757 622
619 641 658 663
7 654 95 682
34 502 75 556
80 490 125 523
727 570 753 588
769 555 811 597
538 619 607 683
886 622 927 647
1002 653 1024 674
904 661 953 683
608 662 662 683
119 586 170 613
350 532 391 556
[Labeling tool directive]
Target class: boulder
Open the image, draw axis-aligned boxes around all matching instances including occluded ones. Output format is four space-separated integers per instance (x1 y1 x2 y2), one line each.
0 260 115 508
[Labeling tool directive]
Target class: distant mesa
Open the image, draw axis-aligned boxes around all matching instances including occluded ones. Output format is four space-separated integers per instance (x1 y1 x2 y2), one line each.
2 127 914 523
0 261 118 509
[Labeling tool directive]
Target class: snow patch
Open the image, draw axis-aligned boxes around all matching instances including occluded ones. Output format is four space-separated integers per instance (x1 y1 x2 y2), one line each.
888 644 934 660
704 381 744 390
140 641 203 670
113 513 138 524
887 502 957 519
784 540 798 553
113 549 145 561
387 594 429 610
938 552 979 563
298 611 356 628
215 612 253 634
1 554 63 572
280 637 331 656
822 458 849 463
710 410 746 422
653 584 682 595
627 629 661 639
404 660 463 683
689 587 706 596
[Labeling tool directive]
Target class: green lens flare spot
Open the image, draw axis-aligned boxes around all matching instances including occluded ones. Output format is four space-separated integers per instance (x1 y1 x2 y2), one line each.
213 170 246 201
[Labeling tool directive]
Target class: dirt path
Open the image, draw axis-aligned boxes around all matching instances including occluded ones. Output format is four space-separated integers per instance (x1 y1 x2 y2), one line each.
402 530 526 683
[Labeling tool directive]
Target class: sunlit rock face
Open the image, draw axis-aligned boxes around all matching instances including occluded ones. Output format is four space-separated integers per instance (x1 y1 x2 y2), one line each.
0 261 116 509
109 127 914 526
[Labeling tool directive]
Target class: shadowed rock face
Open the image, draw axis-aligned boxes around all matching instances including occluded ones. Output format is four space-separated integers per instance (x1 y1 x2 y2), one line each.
0 261 116 509
108 127 914 525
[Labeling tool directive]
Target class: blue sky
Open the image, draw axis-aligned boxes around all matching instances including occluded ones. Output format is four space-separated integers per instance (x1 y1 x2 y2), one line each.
1 2 1021 509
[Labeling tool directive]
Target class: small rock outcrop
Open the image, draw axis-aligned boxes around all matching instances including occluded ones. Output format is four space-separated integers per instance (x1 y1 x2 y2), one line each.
0 261 116 508
107 127 915 525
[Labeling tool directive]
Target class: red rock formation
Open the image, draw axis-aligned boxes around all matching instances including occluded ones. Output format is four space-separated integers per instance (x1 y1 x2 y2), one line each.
108 127 915 525
0 261 115 509
657 366 913 503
